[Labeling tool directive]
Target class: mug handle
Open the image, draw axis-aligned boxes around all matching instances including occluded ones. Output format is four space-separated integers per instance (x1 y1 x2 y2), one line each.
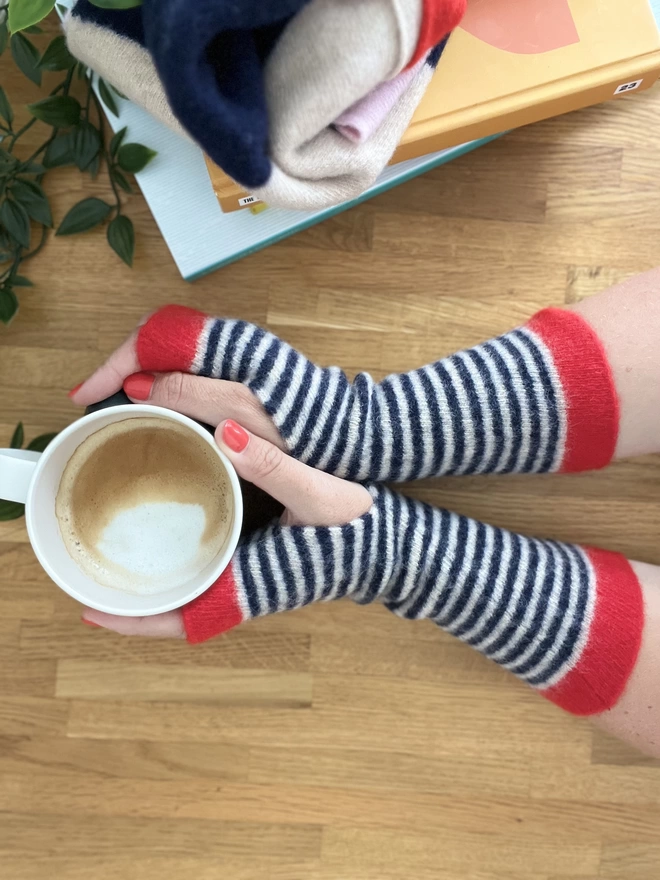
0 449 41 504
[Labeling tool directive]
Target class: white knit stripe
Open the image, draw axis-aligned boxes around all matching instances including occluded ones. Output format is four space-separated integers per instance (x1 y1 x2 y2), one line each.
375 382 396 482
191 316 215 373
322 527 346 601
458 528 515 645
444 524 497 635
257 342 291 399
265 530 290 612
476 342 516 474
295 367 343 462
334 380 365 477
487 337 531 473
315 376 354 471
455 349 494 475
394 499 428 606
304 528 327 604
507 331 552 474
441 358 475 475
536 547 597 690
472 536 533 653
433 517 480 627
395 503 445 619
354 377 376 482
229 323 259 379
280 528 306 609
210 319 235 377
415 510 463 620
347 515 366 595
286 365 324 451
388 494 411 598
408 370 434 479
245 540 270 618
271 354 309 434
420 364 454 476
518 327 568 473
388 374 415 482
353 491 389 603
489 539 550 665
232 562 252 624
518 543 582 683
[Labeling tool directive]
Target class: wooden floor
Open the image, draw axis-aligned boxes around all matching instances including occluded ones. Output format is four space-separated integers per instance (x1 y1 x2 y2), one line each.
2 38 660 880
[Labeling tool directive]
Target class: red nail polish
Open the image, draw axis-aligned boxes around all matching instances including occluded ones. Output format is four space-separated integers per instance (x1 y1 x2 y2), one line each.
68 382 83 399
124 372 155 401
81 618 102 628
223 419 249 453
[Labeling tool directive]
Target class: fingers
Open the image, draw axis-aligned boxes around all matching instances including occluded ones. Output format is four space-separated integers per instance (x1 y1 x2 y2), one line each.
122 371 284 446
70 331 141 406
82 609 185 638
217 420 372 527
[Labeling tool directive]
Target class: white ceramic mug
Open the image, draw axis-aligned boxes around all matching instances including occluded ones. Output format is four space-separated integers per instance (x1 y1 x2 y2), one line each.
0 405 243 616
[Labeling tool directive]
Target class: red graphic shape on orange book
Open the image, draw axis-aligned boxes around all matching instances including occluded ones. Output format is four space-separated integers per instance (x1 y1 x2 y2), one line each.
461 0 580 54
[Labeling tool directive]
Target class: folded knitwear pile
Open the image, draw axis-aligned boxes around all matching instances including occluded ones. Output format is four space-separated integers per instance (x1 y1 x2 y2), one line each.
64 0 467 211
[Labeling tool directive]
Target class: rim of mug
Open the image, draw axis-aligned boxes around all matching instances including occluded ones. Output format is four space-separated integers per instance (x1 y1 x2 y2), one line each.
25 404 243 616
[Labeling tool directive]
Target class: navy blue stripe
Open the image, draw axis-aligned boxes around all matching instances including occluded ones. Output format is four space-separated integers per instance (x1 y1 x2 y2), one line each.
432 363 464 474
509 542 568 675
223 322 248 381
381 379 405 482
336 520 356 600
257 538 280 615
272 527 297 612
279 359 315 441
427 515 470 622
291 529 316 607
527 545 590 686
512 329 561 473
464 532 523 647
200 320 222 378
404 507 454 619
398 374 425 480
386 500 435 613
342 375 370 480
499 335 541 473
452 527 505 639
352 506 375 605
250 337 282 394
238 548 262 619
360 493 395 605
370 390 384 481
267 347 300 415
306 373 350 469
290 368 331 460
435 519 489 628
316 527 336 600
236 326 266 383
418 368 446 478
452 355 486 475
463 347 505 475
484 540 541 660
374 493 410 604
482 341 523 473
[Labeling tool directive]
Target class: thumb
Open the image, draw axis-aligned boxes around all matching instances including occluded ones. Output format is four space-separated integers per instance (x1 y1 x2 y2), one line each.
216 420 372 527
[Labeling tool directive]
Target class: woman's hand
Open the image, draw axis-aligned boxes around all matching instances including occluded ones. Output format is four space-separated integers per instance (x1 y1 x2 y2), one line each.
70 316 284 448
81 420 372 638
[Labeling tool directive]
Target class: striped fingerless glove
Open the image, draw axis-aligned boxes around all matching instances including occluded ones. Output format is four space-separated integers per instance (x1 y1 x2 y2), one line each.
183 485 643 718
137 305 619 481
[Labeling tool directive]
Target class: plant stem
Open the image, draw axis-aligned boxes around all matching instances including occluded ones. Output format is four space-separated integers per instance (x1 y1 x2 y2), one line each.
23 224 48 261
90 86 122 215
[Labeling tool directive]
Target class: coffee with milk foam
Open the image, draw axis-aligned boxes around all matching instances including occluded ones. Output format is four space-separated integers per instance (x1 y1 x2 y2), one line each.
55 418 233 594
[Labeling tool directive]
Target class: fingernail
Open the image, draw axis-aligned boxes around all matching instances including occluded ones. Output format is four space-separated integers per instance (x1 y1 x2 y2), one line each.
124 372 155 401
222 419 249 453
81 617 102 628
68 382 83 399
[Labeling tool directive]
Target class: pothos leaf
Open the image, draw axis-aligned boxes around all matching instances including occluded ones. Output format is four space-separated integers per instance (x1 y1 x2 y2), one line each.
10 422 24 449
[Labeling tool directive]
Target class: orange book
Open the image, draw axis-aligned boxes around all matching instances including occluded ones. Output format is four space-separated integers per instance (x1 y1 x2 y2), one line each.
208 0 660 212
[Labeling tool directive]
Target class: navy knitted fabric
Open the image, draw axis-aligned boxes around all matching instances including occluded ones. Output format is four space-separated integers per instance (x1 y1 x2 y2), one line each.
72 0 311 188
184 317 568 481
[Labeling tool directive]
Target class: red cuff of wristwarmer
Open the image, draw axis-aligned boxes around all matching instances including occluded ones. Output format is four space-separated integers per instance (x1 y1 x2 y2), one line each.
183 564 244 644
406 0 467 68
543 549 644 716
527 308 620 473
137 305 208 374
